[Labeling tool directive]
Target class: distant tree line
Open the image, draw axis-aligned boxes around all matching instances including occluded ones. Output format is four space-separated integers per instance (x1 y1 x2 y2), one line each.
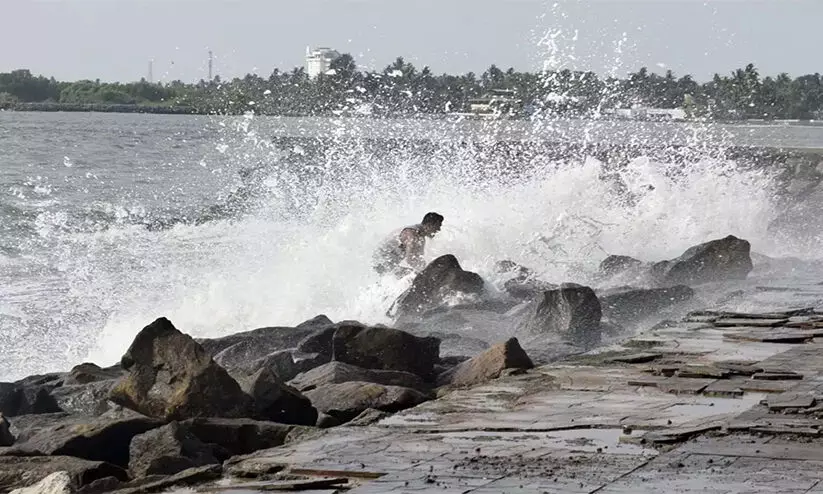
0 58 821 120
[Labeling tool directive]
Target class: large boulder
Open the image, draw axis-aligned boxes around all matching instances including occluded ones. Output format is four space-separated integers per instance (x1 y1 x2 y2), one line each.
234 368 317 426
0 414 12 447
304 382 430 423
181 418 302 458
518 284 602 348
9 415 162 467
62 364 121 386
289 362 429 393
0 375 63 418
233 350 302 382
390 255 485 317
651 235 753 286
128 422 219 478
598 285 695 325
181 418 303 458
197 315 333 359
50 381 118 417
0 456 126 493
331 324 440 381
438 338 533 387
109 317 251 421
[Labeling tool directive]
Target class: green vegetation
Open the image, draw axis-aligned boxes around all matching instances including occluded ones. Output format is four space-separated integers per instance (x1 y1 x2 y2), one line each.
0 59 821 120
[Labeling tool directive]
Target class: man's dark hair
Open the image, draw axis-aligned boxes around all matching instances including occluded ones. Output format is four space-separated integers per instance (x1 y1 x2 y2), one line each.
422 212 444 225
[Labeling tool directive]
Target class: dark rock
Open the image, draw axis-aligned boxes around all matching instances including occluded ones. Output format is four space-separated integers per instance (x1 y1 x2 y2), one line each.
14 374 64 389
128 422 218 478
289 362 429 393
197 316 332 361
599 285 695 324
296 314 335 331
332 324 440 381
345 408 391 426
0 384 21 418
0 379 62 417
109 317 251 420
304 382 430 423
103 465 222 494
316 413 340 429
296 325 338 363
76 476 123 494
651 235 753 286
518 284 602 348
63 364 122 386
503 278 559 301
0 414 12 447
6 413 70 441
197 326 315 361
599 255 644 277
10 415 162 467
391 255 485 317
228 349 300 382
438 338 533 387
181 418 302 457
0 456 127 492
235 368 317 426
51 381 117 417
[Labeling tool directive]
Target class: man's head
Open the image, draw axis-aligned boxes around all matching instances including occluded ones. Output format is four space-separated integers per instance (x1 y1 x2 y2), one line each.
421 212 444 236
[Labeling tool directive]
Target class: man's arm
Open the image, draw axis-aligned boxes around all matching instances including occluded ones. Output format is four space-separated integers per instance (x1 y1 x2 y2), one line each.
399 228 425 271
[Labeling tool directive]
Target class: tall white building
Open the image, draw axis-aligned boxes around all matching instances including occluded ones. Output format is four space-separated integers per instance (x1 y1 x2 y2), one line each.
305 46 341 79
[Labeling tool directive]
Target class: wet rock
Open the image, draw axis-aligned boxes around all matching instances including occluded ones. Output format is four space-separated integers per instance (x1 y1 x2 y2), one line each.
234 350 301 382
128 422 218 478
50 381 117 417
181 418 303 457
518 284 602 348
295 325 339 363
197 321 321 362
0 456 126 492
598 285 695 324
109 317 251 420
235 368 317 426
9 471 72 494
438 338 533 387
391 255 485 317
651 235 753 286
62 364 121 386
289 362 429 393
0 378 62 418
599 255 643 277
304 382 430 423
503 278 559 301
0 414 12 447
332 324 440 381
10 415 162 467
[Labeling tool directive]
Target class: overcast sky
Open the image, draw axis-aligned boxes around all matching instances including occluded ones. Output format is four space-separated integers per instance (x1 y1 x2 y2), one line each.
1 0 819 83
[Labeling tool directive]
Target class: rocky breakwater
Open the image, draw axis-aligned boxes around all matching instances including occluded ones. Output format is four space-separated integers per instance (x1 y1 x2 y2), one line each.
0 310 538 492
391 235 754 362
0 234 755 493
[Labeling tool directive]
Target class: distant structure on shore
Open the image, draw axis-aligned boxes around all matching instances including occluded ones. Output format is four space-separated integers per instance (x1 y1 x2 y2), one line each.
305 47 341 79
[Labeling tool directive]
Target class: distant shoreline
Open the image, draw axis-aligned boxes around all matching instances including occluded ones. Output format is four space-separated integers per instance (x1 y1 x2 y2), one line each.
0 102 201 115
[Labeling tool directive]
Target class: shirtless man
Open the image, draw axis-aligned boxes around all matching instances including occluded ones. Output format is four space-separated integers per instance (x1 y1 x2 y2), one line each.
373 212 444 276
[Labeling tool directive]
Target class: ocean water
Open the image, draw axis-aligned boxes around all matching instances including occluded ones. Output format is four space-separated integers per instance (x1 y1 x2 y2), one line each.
2 111 823 381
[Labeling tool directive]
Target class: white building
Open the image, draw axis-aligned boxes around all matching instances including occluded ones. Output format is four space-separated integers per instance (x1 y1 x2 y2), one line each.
305 47 341 79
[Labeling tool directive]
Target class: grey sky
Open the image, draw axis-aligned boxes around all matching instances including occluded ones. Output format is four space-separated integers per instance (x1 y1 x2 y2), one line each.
1 0 819 83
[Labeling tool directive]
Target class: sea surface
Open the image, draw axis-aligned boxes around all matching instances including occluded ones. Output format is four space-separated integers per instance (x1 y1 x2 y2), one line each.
2 111 823 381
